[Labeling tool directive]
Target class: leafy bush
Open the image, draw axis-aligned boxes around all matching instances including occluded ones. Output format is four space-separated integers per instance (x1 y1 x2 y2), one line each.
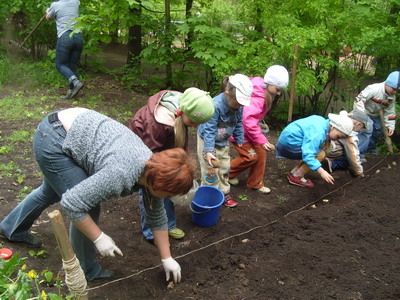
0 253 72 299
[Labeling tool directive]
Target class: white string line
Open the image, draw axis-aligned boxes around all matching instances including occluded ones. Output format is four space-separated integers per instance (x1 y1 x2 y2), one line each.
88 156 389 291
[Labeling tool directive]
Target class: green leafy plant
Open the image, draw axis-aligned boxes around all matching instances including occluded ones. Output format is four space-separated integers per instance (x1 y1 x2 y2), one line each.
0 253 71 299
8 130 32 143
28 249 48 258
238 194 249 201
0 145 13 155
18 186 33 200
277 195 287 204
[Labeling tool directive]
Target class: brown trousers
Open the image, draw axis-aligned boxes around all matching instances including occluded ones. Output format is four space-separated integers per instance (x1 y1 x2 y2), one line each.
229 142 266 189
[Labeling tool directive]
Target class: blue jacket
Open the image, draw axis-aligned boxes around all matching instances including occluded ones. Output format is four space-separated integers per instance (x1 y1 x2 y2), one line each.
198 93 244 152
277 115 330 171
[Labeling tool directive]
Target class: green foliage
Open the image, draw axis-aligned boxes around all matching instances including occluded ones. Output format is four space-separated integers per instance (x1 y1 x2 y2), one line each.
28 250 48 258
0 56 10 88
18 186 33 200
0 93 54 121
0 161 22 178
0 54 65 89
238 194 249 201
0 254 71 299
8 130 32 143
3 0 399 114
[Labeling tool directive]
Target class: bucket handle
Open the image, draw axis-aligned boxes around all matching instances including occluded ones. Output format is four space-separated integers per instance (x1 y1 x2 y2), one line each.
190 205 212 214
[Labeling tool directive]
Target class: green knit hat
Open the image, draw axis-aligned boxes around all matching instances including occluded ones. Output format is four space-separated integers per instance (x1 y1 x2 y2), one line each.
179 88 214 124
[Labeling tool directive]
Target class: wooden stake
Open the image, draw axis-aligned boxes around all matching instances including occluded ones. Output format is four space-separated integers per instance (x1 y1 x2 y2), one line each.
288 44 299 123
48 210 89 300
379 109 394 153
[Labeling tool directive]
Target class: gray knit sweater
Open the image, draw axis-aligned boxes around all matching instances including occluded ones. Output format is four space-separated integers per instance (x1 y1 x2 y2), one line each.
61 110 168 231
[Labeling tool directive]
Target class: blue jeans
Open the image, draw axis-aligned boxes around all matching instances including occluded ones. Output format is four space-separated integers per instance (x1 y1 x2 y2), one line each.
55 31 83 82
275 142 302 160
0 112 102 281
138 189 176 240
358 116 378 155
331 157 349 170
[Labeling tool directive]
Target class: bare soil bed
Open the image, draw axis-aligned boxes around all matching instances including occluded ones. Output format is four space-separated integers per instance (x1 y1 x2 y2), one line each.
0 73 399 300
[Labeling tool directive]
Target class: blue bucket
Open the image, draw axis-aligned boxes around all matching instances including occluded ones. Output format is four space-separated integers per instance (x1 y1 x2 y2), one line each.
191 186 224 227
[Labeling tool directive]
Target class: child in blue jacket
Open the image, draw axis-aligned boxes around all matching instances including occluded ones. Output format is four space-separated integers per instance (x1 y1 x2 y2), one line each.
197 74 253 207
276 112 354 187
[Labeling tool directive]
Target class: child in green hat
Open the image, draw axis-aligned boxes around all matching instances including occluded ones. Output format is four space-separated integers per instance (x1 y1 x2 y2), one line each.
129 88 214 243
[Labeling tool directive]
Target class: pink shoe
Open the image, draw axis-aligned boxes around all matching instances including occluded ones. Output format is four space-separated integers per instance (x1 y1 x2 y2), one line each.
287 173 314 188
224 194 238 207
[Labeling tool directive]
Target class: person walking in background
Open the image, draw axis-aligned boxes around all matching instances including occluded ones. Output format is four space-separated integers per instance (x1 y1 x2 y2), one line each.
197 74 253 208
228 65 289 194
276 112 354 188
354 71 399 156
129 88 214 243
0 108 195 282
46 0 84 99
325 109 369 177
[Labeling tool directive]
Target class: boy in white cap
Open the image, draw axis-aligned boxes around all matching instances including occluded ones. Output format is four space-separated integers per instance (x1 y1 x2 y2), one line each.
354 71 399 155
229 65 289 194
325 109 369 177
197 74 253 207
276 112 354 187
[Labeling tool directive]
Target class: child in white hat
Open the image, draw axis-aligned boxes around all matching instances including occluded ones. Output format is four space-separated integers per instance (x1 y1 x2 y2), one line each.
197 74 253 207
354 71 399 155
276 112 354 187
228 65 289 194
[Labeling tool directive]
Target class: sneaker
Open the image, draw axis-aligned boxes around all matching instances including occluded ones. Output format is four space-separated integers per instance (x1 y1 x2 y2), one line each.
287 173 314 188
168 228 185 239
360 157 367 163
60 89 72 99
70 80 84 98
228 177 239 186
224 194 238 208
0 227 42 248
89 269 114 281
257 186 271 194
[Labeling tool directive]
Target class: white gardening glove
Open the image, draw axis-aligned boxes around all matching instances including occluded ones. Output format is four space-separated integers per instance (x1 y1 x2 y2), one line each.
93 232 123 257
162 257 181 283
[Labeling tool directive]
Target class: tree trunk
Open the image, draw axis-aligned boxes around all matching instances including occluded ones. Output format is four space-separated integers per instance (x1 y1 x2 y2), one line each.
185 0 194 50
254 8 263 33
165 0 173 87
127 4 142 69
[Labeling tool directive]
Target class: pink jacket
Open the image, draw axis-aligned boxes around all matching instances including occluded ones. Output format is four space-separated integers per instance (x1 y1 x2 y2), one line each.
230 77 269 145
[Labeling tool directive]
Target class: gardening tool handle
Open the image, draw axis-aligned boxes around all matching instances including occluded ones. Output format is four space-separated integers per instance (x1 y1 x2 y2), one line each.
379 109 394 153
20 14 47 48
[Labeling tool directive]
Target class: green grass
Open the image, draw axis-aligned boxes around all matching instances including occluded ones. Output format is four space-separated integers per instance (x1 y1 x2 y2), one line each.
0 93 55 121
8 130 32 143
0 161 22 178
276 195 287 204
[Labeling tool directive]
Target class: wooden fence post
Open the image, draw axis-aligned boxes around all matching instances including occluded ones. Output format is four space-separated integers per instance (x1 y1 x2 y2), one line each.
288 44 299 123
48 210 89 300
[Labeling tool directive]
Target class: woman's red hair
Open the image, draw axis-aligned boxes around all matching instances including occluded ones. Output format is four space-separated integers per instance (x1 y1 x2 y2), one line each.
144 148 195 195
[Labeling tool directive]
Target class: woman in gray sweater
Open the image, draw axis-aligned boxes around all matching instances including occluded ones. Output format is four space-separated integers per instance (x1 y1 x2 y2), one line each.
0 108 194 283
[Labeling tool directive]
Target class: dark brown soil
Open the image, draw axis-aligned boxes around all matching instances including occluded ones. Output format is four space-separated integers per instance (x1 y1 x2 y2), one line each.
1 73 399 300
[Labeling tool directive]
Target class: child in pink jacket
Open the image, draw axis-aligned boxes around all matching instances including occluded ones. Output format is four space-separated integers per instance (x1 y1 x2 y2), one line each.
228 65 289 193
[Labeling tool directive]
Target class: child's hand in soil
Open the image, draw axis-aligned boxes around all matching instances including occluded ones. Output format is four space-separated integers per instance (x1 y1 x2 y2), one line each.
317 167 334 184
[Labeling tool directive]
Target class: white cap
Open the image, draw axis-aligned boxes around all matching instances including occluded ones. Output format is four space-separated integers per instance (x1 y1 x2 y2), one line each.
264 65 289 89
228 74 253 106
328 111 353 136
